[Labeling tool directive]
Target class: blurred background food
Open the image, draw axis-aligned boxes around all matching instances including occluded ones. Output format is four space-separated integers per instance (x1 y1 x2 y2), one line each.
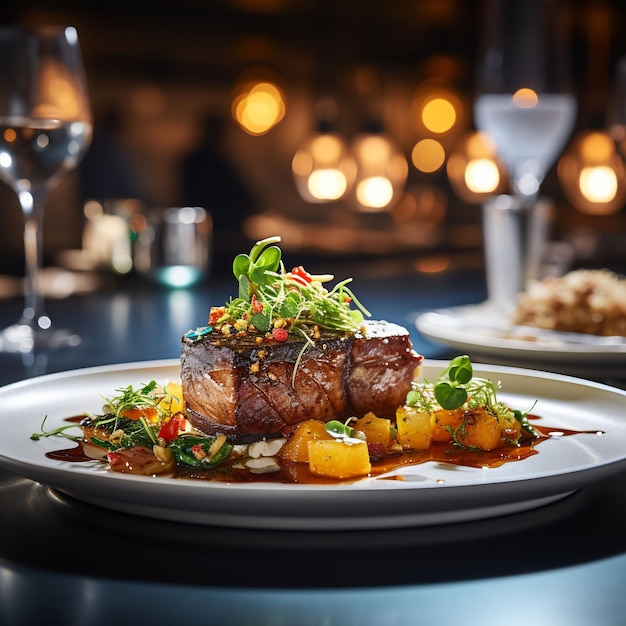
1 0 626 285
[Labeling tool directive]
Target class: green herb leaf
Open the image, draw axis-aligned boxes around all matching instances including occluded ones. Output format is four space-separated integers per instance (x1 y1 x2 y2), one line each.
434 382 468 410
238 275 250 301
233 254 251 280
279 294 300 318
326 420 349 436
448 356 473 384
251 311 271 332
256 245 281 273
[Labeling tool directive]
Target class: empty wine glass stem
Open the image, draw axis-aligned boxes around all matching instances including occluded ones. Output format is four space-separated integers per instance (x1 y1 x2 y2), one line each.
18 188 49 331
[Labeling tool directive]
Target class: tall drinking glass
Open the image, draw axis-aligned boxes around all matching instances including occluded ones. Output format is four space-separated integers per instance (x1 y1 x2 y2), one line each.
474 0 577 202
0 26 92 352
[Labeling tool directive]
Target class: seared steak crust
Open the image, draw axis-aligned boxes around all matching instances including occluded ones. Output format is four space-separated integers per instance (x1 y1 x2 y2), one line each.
181 320 422 442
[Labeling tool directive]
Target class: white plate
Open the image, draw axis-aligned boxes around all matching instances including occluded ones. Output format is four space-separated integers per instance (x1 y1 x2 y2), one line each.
416 303 626 376
0 359 625 530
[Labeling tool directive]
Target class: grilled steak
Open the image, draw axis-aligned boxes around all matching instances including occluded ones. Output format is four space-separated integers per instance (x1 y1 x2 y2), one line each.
181 320 423 442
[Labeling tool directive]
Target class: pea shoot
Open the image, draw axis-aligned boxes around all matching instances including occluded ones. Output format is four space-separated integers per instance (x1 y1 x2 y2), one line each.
433 354 474 410
325 418 367 444
406 355 539 438
215 236 371 339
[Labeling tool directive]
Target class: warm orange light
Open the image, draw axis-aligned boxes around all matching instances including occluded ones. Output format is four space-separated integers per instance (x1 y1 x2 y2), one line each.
464 158 501 193
411 138 446 173
410 79 464 137
356 176 394 209
447 132 507 202
512 88 538 108
292 132 356 203
557 130 626 215
578 165 618 203
421 97 457 134
349 133 408 212
34 59 89 120
307 169 348 200
3 128 16 143
232 80 286 136
580 132 614 161
414 255 451 274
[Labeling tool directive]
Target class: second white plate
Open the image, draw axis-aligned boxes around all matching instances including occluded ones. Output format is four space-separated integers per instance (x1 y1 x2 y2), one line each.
416 303 626 376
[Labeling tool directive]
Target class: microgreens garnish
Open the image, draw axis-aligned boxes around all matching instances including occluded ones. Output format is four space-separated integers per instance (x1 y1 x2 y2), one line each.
433 355 474 410
101 381 163 418
325 418 366 444
216 236 371 338
31 381 176 447
406 355 538 435
30 416 81 441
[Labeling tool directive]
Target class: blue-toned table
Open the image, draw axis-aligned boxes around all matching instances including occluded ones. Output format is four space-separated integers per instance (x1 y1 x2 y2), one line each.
1 266 625 626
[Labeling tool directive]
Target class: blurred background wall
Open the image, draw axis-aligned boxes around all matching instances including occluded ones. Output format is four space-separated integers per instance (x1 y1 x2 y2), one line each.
1 0 625 277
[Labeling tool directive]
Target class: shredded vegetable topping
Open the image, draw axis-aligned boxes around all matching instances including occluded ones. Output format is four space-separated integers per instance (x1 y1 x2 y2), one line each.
186 236 371 342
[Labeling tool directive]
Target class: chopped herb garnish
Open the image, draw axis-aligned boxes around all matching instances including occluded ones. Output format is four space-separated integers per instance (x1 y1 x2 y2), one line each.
406 355 539 445
210 236 371 340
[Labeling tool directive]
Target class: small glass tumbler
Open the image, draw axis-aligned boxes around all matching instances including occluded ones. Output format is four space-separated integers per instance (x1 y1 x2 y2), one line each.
135 207 212 287
482 194 552 312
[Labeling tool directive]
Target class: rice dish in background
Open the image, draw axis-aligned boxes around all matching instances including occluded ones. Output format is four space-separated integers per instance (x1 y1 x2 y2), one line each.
513 269 626 337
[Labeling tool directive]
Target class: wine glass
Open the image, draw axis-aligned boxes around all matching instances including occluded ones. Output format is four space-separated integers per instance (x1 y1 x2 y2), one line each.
474 0 577 202
0 26 92 352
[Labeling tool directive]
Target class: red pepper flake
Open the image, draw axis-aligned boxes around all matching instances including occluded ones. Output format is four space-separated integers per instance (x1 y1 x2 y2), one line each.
209 306 226 326
291 265 312 285
191 444 207 460
272 327 288 342
107 451 122 466
251 294 264 314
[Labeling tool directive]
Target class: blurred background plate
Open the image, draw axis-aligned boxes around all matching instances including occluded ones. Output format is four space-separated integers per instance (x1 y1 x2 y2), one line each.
416 303 626 378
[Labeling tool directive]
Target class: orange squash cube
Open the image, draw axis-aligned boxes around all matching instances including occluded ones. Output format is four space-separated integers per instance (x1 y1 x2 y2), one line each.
308 439 371 479
396 405 431 450
455 408 503 451
430 409 464 443
279 419 333 463
354 412 392 449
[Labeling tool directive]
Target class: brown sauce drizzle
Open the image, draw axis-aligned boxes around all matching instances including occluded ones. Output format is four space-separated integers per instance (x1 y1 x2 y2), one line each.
45 414 604 485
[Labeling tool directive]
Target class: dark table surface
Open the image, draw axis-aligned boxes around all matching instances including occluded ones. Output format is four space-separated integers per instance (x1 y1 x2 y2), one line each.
1 264 626 626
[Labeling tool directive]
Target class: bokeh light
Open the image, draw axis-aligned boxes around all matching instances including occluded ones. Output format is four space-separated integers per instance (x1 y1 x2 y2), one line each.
292 132 356 203
410 80 464 138
411 138 446 173
558 130 626 215
422 97 457 134
232 77 286 136
349 133 408 212
512 87 539 108
447 131 507 202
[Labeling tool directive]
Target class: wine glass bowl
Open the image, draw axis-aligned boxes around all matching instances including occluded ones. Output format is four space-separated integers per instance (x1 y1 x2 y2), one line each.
0 26 92 352
474 0 577 200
